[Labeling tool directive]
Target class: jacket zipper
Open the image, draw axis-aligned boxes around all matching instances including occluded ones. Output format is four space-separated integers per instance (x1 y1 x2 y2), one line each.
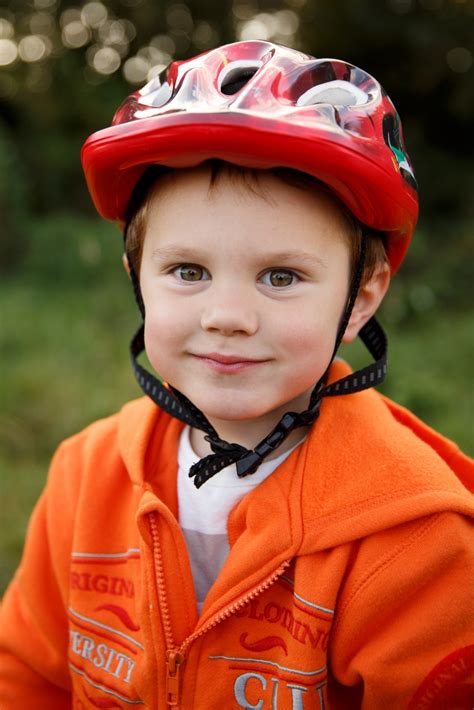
149 512 290 708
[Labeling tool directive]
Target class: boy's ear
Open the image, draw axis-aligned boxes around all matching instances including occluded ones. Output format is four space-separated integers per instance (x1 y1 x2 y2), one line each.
122 253 131 278
342 261 391 343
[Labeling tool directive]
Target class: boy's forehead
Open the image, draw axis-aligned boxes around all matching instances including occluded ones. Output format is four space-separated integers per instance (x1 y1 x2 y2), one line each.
143 164 353 259
146 162 352 222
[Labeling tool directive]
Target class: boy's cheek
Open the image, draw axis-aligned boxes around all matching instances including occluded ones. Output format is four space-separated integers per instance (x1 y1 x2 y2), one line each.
144 297 190 337
144 323 181 356
282 321 337 361
143 316 191 377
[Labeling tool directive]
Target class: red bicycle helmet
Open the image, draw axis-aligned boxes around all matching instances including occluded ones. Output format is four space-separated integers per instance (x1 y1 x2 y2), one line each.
82 40 418 272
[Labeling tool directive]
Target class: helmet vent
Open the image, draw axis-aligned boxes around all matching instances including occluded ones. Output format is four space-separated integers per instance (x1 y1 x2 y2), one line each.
297 80 368 108
218 60 262 96
138 80 173 108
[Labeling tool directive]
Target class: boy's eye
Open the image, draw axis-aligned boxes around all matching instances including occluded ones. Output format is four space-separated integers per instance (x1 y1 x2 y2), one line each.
174 264 210 282
261 269 296 288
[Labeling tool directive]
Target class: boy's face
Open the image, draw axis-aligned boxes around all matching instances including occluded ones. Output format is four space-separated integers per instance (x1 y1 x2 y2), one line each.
139 166 352 434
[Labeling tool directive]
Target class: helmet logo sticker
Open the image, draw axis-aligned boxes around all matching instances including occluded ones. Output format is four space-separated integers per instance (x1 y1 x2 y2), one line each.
383 113 417 190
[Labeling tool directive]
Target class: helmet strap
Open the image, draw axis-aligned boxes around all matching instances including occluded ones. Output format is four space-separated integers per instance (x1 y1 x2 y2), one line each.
126 235 387 488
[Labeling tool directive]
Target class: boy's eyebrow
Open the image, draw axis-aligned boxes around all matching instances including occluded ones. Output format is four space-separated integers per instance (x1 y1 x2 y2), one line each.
151 246 208 261
262 250 328 269
151 246 327 269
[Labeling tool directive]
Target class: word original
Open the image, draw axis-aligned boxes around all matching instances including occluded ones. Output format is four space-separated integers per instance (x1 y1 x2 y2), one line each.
70 572 134 598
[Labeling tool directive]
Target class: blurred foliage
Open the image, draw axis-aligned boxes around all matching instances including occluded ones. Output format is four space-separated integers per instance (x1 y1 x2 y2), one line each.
0 120 30 271
1 215 138 593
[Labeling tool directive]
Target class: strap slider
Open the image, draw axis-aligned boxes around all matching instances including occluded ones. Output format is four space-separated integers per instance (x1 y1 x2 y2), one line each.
236 451 263 478
267 412 298 447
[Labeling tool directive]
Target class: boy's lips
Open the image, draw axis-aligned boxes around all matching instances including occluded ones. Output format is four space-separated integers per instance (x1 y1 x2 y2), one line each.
191 352 270 373
197 352 268 364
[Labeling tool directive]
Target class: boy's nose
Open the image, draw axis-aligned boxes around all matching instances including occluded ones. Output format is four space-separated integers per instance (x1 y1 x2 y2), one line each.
200 292 259 336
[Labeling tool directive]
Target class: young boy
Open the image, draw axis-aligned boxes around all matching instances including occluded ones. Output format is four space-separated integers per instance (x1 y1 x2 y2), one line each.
1 41 473 710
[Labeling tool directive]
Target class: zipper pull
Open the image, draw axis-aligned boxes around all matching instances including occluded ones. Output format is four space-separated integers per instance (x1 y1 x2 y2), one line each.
166 650 183 707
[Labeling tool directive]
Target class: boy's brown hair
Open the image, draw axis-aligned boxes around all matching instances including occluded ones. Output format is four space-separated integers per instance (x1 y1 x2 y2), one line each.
124 160 387 286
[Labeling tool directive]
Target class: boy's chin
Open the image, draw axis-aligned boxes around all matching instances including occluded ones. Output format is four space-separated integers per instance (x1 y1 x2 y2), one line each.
173 381 315 428
182 384 315 426
200 405 272 425
196 398 300 428
188 395 277 425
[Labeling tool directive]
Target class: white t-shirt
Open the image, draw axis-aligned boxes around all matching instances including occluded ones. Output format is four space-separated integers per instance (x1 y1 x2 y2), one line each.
177 426 303 614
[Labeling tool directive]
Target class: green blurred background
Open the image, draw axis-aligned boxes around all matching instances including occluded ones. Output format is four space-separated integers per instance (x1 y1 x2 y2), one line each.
1 0 473 595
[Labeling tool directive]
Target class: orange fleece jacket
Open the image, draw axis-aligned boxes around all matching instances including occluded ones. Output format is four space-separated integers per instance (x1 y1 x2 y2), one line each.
0 361 473 710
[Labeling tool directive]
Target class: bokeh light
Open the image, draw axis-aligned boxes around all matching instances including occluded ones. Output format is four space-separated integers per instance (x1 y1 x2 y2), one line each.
30 12 56 36
60 8 82 27
233 4 256 21
0 39 18 66
98 19 126 45
123 55 150 83
446 47 473 72
166 3 194 33
88 45 121 74
150 34 175 56
81 2 108 29
239 18 271 40
138 45 172 67
18 35 50 62
62 20 91 48
121 19 137 42
237 10 299 43
192 21 218 50
0 19 14 40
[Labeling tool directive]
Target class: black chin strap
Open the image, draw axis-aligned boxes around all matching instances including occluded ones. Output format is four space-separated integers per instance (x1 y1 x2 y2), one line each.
127 237 388 489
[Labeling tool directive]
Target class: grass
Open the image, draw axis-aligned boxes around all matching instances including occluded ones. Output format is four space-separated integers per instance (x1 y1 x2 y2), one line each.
1 213 472 595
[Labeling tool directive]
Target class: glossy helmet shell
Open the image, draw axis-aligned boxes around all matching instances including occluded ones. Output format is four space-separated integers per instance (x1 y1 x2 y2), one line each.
81 40 418 272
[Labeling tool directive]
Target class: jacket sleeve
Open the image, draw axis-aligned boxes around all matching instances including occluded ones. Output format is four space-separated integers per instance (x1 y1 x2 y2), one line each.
329 511 474 709
0 442 77 708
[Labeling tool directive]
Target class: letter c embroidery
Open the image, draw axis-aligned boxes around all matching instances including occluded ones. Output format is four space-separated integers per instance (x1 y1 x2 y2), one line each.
234 672 267 709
